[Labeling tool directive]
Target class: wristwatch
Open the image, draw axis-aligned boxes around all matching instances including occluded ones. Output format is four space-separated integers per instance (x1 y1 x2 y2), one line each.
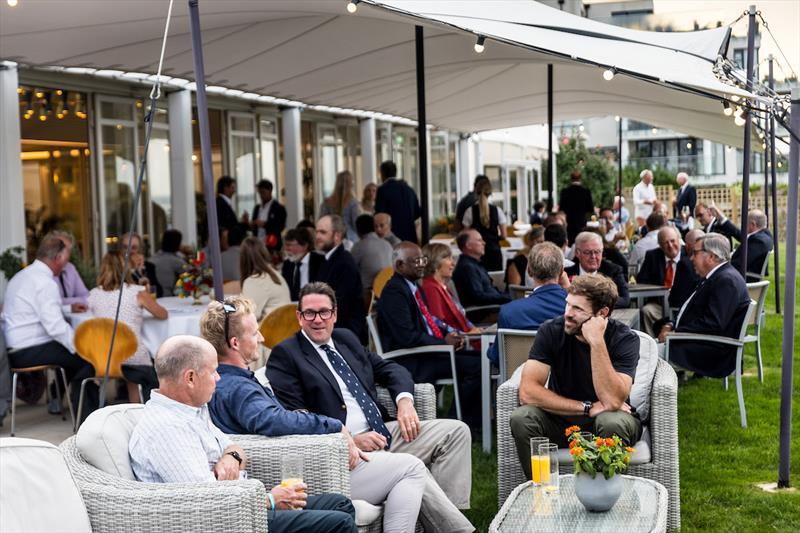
227 450 243 466
582 401 592 417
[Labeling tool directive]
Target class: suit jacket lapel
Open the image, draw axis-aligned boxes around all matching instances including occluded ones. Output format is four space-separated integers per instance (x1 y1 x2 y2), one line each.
296 332 345 404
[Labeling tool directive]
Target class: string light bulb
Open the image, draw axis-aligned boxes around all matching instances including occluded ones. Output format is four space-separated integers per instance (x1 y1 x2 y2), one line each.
7 0 19 7
602 68 616 81
614 115 620 122
722 101 733 116
346 0 359 14
474 35 486 54
734 110 747 127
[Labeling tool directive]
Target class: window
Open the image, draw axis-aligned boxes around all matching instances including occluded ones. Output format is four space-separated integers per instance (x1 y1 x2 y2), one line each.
227 112 258 219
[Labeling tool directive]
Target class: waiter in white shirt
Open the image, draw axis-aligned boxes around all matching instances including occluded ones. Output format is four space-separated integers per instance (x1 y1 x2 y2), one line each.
2 233 97 420
632 169 657 228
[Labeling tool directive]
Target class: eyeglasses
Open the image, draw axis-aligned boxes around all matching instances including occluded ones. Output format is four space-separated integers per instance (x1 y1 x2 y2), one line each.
577 249 603 256
299 308 334 321
223 301 236 348
405 256 429 266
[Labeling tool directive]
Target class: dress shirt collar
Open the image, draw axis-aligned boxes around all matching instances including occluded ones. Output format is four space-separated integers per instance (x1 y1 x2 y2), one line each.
148 390 204 417
403 278 419 295
217 363 255 379
324 244 341 261
259 199 273 210
300 252 310 266
218 193 233 208
665 251 681 265
578 265 598 276
705 261 726 280
300 329 336 352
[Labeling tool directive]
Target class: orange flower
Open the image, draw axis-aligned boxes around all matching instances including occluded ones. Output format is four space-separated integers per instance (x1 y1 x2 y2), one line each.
624 457 630 464
569 439 578 449
570 446 584 456
564 425 581 437
595 437 605 447
605 438 615 447
625 446 636 453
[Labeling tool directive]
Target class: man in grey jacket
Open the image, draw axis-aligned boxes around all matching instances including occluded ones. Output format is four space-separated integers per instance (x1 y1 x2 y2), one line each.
351 214 393 295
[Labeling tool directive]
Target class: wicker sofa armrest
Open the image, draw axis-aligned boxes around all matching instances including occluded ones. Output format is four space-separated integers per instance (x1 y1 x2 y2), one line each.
236 433 351 497
60 437 267 533
377 383 436 421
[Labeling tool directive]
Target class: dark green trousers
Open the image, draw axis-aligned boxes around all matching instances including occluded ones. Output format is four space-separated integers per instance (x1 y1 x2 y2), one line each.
509 404 643 479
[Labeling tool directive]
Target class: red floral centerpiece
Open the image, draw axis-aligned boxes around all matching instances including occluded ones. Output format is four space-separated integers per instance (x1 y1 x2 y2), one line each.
174 251 214 304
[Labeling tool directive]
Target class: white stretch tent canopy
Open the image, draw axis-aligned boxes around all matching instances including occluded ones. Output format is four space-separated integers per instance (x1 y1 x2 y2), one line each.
0 0 756 146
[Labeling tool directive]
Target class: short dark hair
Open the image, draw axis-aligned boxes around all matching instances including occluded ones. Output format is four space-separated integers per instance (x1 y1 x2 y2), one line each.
568 274 618 313
256 179 274 191
544 223 567 247
533 201 545 212
455 230 472 252
379 161 397 179
646 212 666 231
298 282 337 310
473 174 490 188
355 214 375 237
217 176 235 194
285 228 312 248
160 229 183 253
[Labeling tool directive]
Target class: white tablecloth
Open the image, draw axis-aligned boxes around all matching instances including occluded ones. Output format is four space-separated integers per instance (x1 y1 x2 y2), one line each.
66 296 207 356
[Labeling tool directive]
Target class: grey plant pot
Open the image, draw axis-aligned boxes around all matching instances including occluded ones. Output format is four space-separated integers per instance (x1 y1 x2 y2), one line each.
573 472 624 512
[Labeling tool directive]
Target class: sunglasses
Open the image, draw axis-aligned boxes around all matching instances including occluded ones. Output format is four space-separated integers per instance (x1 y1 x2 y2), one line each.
223 301 236 348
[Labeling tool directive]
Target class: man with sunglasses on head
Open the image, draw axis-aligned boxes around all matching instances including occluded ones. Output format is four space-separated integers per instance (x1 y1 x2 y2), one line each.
509 275 642 480
267 283 475 533
202 295 435 533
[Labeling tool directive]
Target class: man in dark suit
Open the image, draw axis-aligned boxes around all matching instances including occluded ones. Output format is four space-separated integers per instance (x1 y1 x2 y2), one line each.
487 242 568 365
376 242 482 431
565 232 630 308
251 180 287 254
673 172 697 219
731 209 774 281
315 215 366 342
636 226 701 336
281 228 324 301
658 233 751 378
267 283 476 529
558 169 595 245
374 161 421 244
695 203 741 247
216 175 249 234
451 230 511 319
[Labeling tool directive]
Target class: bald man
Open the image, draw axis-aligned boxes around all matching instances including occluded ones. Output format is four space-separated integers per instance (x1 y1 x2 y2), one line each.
129 335 357 533
374 213 401 248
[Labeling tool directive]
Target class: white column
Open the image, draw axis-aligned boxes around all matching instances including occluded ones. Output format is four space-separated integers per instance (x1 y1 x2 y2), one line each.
360 118 376 184
702 139 713 177
282 107 303 227
0 63 25 255
458 137 472 198
168 89 197 246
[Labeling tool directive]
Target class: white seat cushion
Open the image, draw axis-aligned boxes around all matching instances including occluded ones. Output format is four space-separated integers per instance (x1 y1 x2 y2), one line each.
629 331 658 422
352 499 384 527
0 437 92 532
76 403 145 480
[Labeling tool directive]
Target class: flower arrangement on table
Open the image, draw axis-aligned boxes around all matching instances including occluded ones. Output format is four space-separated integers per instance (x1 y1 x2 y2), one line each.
174 251 214 304
430 215 456 237
565 425 636 511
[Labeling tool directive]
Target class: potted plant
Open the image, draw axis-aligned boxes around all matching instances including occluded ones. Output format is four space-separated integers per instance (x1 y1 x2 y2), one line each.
174 251 214 304
565 425 635 512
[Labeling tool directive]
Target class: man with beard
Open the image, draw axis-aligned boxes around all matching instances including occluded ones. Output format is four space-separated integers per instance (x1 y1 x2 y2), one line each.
509 275 642 479
281 228 324 301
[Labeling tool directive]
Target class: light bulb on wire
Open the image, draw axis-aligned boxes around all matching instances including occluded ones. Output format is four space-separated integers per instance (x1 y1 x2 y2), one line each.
346 0 359 14
722 101 733 116
474 35 486 54
602 68 616 81
7 0 19 7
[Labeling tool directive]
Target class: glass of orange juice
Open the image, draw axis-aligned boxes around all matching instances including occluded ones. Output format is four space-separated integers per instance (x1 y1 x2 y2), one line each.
280 456 304 489
530 437 549 484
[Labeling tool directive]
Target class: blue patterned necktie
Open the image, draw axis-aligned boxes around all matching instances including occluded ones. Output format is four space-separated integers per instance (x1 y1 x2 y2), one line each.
320 344 392 448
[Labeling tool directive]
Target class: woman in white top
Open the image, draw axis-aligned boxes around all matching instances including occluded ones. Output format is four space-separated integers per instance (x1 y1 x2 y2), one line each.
240 237 291 321
319 170 360 242
88 252 168 403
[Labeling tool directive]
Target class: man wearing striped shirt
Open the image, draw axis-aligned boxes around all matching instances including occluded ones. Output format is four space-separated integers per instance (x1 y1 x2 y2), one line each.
128 335 357 533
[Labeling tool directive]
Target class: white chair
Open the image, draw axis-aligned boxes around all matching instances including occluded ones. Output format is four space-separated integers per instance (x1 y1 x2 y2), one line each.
366 314 461 420
744 281 770 383
664 299 757 428
746 249 773 281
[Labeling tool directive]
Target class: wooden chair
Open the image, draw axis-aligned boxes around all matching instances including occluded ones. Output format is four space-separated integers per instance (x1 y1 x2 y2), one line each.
259 303 300 349
368 266 394 313
744 280 769 383
73 318 138 429
223 279 241 295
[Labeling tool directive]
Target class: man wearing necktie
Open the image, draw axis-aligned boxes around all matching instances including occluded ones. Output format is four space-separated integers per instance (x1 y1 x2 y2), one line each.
268 283 475 532
636 226 701 336
280 228 324 301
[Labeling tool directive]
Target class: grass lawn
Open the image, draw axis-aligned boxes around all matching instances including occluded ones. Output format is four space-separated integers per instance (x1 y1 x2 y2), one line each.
462 246 800 531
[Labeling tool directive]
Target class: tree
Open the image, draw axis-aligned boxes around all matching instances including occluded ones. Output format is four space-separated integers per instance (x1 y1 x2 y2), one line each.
556 137 617 209
622 165 675 188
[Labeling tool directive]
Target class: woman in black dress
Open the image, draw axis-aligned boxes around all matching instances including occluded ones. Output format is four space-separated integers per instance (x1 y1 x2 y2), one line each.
462 180 507 271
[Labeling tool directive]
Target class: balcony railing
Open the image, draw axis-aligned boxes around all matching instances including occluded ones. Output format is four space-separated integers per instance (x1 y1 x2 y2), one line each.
627 155 712 176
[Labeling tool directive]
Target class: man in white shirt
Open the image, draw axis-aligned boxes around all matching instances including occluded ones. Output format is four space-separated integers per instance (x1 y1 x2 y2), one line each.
632 169 656 227
629 212 667 270
2 233 97 418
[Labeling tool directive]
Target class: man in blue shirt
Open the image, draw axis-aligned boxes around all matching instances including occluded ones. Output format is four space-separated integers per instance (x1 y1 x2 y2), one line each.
487 242 568 365
201 296 433 533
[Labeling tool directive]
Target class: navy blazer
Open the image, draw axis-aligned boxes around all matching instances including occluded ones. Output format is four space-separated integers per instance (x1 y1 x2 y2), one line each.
252 201 287 250
374 179 421 244
487 284 567 364
731 229 773 281
215 195 241 233
636 248 700 308
452 255 511 308
706 217 742 247
671 262 750 377
281 252 324 301
316 245 366 341
377 273 446 352
565 260 630 308
674 185 697 218
267 328 415 424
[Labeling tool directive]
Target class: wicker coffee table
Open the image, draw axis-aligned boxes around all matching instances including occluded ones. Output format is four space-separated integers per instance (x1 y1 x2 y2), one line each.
490 474 668 532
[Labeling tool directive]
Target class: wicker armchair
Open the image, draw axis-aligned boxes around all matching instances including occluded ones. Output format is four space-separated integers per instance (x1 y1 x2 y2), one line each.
496 359 680 531
60 436 268 533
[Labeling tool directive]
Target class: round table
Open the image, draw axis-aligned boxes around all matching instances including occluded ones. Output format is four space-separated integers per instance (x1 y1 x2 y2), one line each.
66 296 208 356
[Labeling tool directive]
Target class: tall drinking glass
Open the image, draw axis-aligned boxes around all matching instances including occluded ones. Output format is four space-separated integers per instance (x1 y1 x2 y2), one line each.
530 437 549 484
281 456 304 489
539 443 559 494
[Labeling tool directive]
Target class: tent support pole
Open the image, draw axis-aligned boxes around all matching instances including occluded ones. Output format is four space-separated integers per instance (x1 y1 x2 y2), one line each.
777 87 799 489
188 0 224 300
738 4 757 278
415 25 430 245
769 56 781 313
618 117 623 221
547 63 554 212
